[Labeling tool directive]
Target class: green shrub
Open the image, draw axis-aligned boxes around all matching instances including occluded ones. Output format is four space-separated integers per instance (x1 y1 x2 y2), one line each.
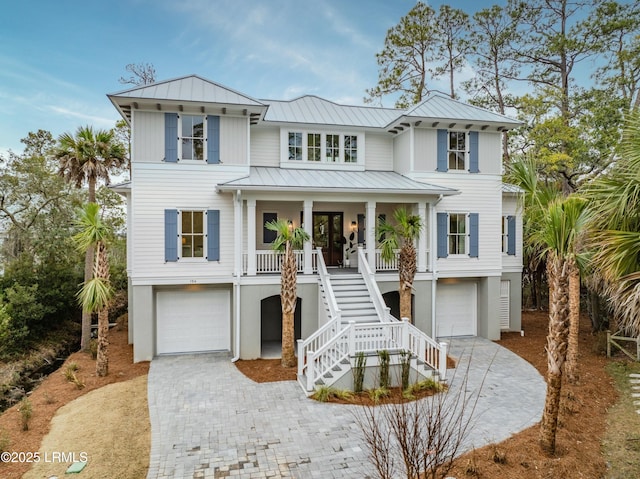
312 386 354 402
353 351 366 393
368 387 390 403
19 397 32 431
377 350 390 389
399 350 411 391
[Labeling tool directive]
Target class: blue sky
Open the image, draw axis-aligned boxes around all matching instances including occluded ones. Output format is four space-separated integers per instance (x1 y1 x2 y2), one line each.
0 0 497 154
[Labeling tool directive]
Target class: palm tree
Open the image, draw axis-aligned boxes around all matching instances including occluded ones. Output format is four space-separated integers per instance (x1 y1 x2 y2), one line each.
535 196 587 454
378 207 422 322
74 203 113 377
56 126 125 351
584 111 640 336
265 219 310 368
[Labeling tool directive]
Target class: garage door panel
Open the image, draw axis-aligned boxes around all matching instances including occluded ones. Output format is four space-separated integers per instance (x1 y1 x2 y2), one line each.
436 283 476 337
156 289 230 355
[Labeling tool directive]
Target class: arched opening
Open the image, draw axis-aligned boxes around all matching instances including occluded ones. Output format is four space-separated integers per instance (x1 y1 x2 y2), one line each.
260 295 302 358
382 290 414 321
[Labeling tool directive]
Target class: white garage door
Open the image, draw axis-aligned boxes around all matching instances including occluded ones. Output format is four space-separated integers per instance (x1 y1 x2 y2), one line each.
436 282 477 337
156 289 230 355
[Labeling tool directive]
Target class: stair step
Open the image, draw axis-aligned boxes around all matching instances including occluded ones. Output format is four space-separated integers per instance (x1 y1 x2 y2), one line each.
334 290 369 298
336 296 373 303
332 284 368 292
339 303 376 312
342 308 377 316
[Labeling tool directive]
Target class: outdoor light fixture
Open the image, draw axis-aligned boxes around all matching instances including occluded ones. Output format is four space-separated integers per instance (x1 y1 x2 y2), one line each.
350 220 357 231
288 219 293 231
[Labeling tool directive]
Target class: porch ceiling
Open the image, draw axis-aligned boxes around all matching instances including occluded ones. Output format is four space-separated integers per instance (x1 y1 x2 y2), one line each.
216 167 459 196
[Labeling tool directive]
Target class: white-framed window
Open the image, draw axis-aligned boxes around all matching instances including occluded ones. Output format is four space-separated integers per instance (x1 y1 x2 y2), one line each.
448 213 467 255
307 133 321 162
284 130 361 164
180 115 205 161
448 131 467 171
288 132 302 161
180 210 205 258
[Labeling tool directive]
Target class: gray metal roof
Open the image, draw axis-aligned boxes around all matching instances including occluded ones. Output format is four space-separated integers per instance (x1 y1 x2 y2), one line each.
403 94 522 127
109 75 266 107
261 96 398 128
217 167 459 196
502 183 524 194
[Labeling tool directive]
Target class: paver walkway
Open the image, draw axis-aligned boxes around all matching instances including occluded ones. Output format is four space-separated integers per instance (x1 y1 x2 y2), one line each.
146 338 546 479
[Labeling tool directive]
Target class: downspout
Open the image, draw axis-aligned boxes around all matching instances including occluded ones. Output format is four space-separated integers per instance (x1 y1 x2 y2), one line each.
232 189 242 362
431 194 443 337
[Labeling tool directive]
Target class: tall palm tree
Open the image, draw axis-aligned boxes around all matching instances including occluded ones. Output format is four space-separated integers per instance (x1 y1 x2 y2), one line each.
378 207 422 322
584 111 640 336
265 219 310 368
56 126 125 351
535 196 587 454
74 203 113 377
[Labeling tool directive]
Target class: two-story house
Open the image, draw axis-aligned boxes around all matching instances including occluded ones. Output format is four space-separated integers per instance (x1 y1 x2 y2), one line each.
109 75 522 387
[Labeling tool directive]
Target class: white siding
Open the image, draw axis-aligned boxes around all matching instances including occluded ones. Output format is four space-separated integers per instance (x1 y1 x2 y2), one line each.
414 129 437 172
132 110 164 163
502 194 523 273
417 174 503 276
393 130 411 174
479 132 502 175
220 116 248 166
249 126 280 167
130 163 243 282
364 133 393 171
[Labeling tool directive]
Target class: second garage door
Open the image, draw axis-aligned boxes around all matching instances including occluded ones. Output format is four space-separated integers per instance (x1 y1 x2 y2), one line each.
436 282 477 337
156 289 230 355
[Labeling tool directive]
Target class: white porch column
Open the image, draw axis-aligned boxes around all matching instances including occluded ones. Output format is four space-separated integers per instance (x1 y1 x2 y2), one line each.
247 198 256 276
418 202 427 272
234 190 244 276
366 201 376 271
303 199 313 274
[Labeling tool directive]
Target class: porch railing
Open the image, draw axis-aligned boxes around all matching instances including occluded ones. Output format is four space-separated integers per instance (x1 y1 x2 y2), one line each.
242 250 317 274
373 248 430 272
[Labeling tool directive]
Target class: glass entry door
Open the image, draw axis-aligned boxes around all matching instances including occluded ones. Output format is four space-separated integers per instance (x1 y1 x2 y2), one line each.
313 212 343 267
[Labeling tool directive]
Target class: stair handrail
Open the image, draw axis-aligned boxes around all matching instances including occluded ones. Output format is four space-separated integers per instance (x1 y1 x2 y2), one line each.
357 246 391 322
400 318 449 380
297 249 342 378
306 322 353 391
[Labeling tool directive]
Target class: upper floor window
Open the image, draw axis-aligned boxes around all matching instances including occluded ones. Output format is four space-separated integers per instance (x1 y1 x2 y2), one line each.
181 115 205 161
448 132 466 170
437 212 479 258
181 210 205 258
164 209 220 262
284 131 360 164
289 132 302 161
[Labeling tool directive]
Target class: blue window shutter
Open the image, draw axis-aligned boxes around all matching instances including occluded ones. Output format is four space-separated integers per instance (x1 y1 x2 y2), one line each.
207 116 220 164
469 131 479 173
436 129 448 172
164 209 178 262
357 214 365 244
469 213 479 258
207 210 220 261
507 215 516 256
164 113 178 163
437 212 448 258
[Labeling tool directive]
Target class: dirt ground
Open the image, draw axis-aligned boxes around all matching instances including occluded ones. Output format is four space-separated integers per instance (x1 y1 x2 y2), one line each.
238 312 619 479
0 326 149 479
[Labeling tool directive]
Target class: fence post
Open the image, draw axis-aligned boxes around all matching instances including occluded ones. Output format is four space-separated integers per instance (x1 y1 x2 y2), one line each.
401 317 410 352
439 342 448 381
306 350 315 391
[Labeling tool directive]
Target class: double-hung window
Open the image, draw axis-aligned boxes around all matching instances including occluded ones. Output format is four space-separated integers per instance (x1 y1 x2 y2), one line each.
181 211 205 258
437 212 479 258
164 209 220 262
448 132 466 170
181 115 205 161
285 131 360 164
448 213 467 255
344 135 357 163
307 133 321 162
164 113 220 164
289 132 302 161
326 134 340 162
437 129 479 173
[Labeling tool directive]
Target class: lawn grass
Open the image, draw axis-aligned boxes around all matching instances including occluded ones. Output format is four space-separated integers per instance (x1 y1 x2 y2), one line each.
603 359 640 478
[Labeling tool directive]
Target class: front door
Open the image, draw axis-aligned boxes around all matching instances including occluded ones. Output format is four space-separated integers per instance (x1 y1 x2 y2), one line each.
313 212 343 266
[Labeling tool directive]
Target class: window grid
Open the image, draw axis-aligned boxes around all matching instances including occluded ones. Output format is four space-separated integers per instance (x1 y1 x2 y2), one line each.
448 131 466 170
326 134 340 162
344 135 357 163
288 132 302 161
307 133 321 162
181 211 205 258
448 213 467 255
181 115 205 161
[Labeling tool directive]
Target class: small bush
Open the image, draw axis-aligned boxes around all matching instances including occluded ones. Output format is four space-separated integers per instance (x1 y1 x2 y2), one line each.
490 445 507 464
368 387 390 403
312 386 354 402
89 339 98 360
42 392 56 405
0 427 10 453
63 363 85 389
18 397 32 431
377 350 390 389
399 350 411 391
407 377 444 395
353 352 366 393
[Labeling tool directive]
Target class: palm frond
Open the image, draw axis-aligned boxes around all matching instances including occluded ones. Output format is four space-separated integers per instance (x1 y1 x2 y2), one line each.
77 277 113 313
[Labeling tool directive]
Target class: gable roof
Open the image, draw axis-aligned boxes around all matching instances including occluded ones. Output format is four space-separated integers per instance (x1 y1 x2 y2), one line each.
216 166 459 196
262 96 398 128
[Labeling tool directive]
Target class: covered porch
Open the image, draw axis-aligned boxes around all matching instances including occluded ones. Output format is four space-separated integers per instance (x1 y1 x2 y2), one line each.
217 167 458 277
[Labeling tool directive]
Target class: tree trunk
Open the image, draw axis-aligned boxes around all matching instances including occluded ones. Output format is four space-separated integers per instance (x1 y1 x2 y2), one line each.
399 244 416 322
96 307 109 377
565 261 580 383
281 242 297 368
81 181 98 351
540 255 570 455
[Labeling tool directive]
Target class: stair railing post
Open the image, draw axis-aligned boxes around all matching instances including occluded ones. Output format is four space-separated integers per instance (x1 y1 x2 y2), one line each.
402 317 410 353
438 341 448 381
307 350 315 391
297 339 304 376
348 320 356 357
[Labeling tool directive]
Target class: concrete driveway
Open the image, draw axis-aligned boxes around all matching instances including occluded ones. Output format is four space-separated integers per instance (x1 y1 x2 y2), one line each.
146 338 545 479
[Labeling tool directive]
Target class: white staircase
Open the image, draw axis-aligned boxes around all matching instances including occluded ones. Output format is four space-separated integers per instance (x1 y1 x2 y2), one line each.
331 274 380 325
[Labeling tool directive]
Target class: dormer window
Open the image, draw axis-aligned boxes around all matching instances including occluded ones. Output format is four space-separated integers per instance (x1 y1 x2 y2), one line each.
288 132 302 161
